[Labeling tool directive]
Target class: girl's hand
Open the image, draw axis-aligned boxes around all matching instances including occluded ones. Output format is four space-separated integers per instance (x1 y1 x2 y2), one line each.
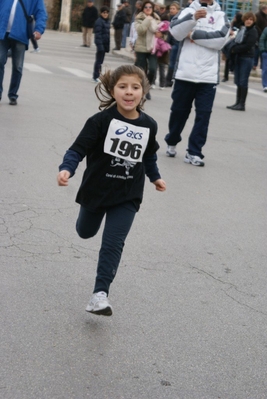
57 170 71 186
153 179 166 192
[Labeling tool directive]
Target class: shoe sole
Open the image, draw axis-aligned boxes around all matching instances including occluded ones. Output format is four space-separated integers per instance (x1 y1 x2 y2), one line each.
86 306 113 316
166 151 176 157
184 157 204 167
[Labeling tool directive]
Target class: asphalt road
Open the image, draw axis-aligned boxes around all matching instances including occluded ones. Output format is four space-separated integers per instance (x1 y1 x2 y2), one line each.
1 30 267 399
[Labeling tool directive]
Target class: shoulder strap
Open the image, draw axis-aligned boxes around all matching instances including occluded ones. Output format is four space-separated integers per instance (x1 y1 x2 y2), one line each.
18 0 32 22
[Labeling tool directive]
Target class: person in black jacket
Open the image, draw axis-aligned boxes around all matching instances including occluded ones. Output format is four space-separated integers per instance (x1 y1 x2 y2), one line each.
226 12 258 111
91 6 110 83
221 12 243 82
112 3 126 50
254 5 267 69
121 0 132 48
57 65 166 316
81 0 98 47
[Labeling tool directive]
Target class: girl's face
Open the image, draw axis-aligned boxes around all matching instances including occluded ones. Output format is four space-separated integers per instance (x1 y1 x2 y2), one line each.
112 74 143 119
101 11 109 19
169 5 179 16
143 3 153 16
244 17 254 27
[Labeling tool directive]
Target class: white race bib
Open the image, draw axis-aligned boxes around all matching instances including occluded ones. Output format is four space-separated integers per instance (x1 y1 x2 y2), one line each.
104 119 150 163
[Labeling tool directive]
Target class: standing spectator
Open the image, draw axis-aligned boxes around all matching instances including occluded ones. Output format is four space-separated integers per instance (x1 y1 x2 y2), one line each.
91 6 110 83
121 0 132 48
81 0 98 48
165 1 180 87
129 1 143 52
154 21 171 89
164 0 230 166
134 1 161 100
226 12 258 111
158 4 169 21
154 3 161 17
30 36 40 53
112 4 125 51
132 0 143 22
0 0 47 105
254 4 267 69
259 26 267 92
221 11 243 82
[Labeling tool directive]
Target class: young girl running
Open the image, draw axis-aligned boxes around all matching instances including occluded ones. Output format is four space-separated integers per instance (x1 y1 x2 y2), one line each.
57 65 166 316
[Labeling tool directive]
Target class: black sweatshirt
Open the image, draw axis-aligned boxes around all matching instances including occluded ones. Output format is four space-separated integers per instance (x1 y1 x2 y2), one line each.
232 25 258 58
59 106 161 211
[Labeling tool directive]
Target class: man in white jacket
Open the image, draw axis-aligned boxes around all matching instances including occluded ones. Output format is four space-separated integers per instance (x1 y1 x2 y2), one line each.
165 0 230 166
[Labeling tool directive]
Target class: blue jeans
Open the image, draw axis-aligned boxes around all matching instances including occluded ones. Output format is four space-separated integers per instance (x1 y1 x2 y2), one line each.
0 33 26 100
76 202 136 295
261 52 267 88
165 79 216 158
234 56 253 88
121 23 130 48
93 50 105 79
169 42 179 70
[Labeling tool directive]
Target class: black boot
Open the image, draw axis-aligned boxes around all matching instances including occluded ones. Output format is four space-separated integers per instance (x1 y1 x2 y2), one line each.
226 86 241 109
165 67 174 87
230 87 247 111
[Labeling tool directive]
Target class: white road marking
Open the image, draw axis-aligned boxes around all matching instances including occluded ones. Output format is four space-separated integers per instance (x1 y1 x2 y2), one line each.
60 67 91 78
24 63 52 73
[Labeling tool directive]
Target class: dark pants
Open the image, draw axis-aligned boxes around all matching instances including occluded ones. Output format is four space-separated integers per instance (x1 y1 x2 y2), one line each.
224 58 230 80
76 202 136 295
234 56 253 88
114 29 123 50
121 23 130 48
0 33 26 100
169 42 179 70
30 37 39 50
253 45 259 68
93 50 105 79
165 79 216 159
261 52 267 88
135 52 157 85
158 62 167 88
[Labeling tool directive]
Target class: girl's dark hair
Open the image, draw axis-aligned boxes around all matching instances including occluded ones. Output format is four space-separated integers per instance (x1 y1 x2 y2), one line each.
95 65 150 111
242 12 256 23
100 6 109 13
232 11 243 29
141 1 155 13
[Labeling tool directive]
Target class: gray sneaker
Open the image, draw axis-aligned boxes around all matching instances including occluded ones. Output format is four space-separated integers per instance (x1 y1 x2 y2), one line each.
86 292 113 316
166 145 177 157
184 152 205 167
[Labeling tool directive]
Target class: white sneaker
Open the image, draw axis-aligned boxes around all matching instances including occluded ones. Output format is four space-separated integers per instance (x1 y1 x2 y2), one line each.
184 152 205 167
91 78 100 83
86 292 113 316
31 48 40 53
151 84 156 89
166 145 177 157
264 87 267 93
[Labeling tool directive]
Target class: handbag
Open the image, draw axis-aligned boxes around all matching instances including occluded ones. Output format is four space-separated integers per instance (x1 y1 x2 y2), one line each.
18 0 35 39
